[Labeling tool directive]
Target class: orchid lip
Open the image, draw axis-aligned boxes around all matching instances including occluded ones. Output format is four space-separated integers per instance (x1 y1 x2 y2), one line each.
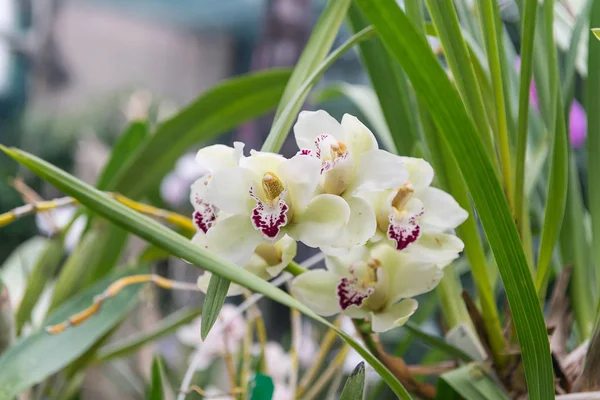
249 187 289 240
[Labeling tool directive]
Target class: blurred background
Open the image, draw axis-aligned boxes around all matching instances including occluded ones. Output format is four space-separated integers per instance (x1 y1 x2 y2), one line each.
0 0 591 398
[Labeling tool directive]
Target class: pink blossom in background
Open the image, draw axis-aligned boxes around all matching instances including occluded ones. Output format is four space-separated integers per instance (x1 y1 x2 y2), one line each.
517 58 587 148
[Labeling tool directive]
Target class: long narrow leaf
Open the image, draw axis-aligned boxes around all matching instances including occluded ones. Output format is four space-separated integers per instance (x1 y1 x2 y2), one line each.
201 275 231 340
262 0 351 152
262 26 374 153
355 1 554 398
347 3 419 155
0 146 412 399
587 0 600 302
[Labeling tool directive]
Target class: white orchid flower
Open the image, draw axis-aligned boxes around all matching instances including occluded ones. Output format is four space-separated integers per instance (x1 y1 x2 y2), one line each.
361 157 467 266
177 304 246 370
195 233 297 296
293 110 408 247
189 142 245 234
204 150 350 265
291 244 444 332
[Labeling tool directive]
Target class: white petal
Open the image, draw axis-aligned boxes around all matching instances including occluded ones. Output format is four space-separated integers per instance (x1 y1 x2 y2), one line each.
176 317 202 346
266 235 297 277
239 150 286 177
401 157 434 192
402 232 465 267
197 272 245 296
347 150 408 196
340 114 378 156
323 245 370 277
294 110 344 151
286 194 350 247
330 197 376 248
388 261 443 302
291 270 341 316
205 214 264 266
371 298 418 333
278 153 322 210
195 142 244 171
419 187 468 232
206 166 257 215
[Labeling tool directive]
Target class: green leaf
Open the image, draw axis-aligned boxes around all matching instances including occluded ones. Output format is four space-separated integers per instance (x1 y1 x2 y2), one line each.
263 0 350 152
423 0 495 163
340 362 366 400
437 363 509 400
111 69 291 198
201 274 231 340
534 0 569 301
514 0 538 235
588 0 600 309
347 3 419 155
148 356 167 400
95 307 201 363
593 28 600 40
15 236 64 333
0 265 148 398
96 121 148 191
261 26 374 153
0 146 412 399
48 229 104 312
355 1 554 398
250 374 275 400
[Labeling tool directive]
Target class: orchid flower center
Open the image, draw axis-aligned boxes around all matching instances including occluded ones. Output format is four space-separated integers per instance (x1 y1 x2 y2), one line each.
385 182 424 251
336 259 381 311
297 135 351 195
254 242 283 266
249 172 289 240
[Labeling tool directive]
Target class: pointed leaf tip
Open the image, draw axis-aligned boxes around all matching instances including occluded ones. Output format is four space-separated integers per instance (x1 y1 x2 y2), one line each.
340 362 366 400
200 275 231 340
593 28 600 40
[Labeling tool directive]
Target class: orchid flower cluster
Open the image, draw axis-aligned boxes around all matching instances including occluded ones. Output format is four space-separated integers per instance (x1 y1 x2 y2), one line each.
189 110 468 332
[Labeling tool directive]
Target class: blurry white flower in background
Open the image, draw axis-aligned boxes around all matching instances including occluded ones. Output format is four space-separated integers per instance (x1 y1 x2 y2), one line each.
35 205 86 252
161 153 207 208
177 304 246 370
296 323 319 369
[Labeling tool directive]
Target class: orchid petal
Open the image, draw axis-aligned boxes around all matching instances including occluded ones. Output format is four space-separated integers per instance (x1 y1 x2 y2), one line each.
239 151 286 177
291 270 341 316
205 214 264 266
347 149 408 196
206 166 256 215
293 110 344 151
323 246 369 276
330 197 376 248
419 187 468 232
340 114 378 155
278 153 322 210
286 194 350 247
249 187 288 240
265 235 297 277
370 298 418 333
401 157 434 193
402 232 465 267
195 142 244 171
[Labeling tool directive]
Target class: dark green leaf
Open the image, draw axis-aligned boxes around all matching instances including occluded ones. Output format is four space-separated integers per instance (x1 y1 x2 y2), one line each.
356 1 554 398
340 362 365 400
404 322 473 362
201 275 231 340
